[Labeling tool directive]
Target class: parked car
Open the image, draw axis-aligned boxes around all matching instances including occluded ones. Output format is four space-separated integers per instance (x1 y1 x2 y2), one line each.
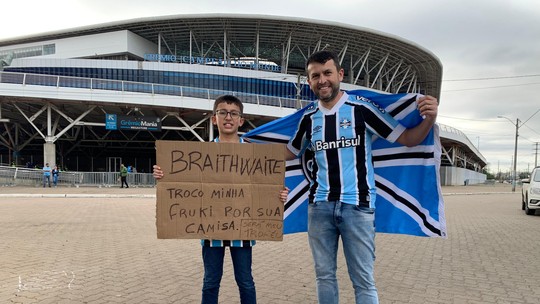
522 166 540 215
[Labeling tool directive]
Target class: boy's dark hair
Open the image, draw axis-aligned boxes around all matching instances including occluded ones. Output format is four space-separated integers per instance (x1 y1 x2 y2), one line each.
213 95 244 113
305 50 341 72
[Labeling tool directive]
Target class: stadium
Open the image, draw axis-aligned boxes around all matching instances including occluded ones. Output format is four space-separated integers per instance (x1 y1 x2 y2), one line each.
0 14 486 185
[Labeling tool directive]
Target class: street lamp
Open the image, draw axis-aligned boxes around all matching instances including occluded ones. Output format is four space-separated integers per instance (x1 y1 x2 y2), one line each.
498 108 540 192
498 116 519 192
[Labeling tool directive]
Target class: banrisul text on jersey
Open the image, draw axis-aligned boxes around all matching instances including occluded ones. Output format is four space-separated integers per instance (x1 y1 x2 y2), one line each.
314 135 362 151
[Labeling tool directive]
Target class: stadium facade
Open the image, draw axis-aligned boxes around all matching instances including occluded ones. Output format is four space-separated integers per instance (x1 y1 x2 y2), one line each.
0 14 485 184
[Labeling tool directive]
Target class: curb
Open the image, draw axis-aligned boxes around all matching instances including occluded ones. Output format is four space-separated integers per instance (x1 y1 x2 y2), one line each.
441 192 516 196
0 192 516 198
0 194 156 198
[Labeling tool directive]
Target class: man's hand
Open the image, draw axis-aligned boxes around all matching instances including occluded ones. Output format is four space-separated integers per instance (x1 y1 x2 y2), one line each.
417 95 438 122
397 95 439 147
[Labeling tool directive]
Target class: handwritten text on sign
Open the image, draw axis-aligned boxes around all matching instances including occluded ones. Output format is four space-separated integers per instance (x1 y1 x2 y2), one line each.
155 141 285 241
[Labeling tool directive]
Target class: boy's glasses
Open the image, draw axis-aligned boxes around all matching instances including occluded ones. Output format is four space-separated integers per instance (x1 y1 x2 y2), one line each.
215 109 242 119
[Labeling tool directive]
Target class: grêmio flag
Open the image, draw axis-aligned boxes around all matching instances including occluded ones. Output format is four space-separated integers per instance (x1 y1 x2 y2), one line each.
243 90 447 238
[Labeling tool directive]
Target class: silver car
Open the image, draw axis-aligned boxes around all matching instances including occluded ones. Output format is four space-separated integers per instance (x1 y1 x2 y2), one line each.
522 166 540 215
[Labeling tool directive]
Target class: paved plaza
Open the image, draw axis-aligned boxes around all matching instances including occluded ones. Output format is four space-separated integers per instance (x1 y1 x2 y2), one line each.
1 184 540 303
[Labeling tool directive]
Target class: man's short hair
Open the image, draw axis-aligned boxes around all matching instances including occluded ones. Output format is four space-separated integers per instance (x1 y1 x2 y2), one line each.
305 50 341 72
213 95 244 114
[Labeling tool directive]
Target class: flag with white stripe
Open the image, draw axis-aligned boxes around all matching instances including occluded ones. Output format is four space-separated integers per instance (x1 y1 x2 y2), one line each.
243 90 447 237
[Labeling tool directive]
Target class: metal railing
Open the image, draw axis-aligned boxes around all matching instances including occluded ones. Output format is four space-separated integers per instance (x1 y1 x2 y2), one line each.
0 71 309 109
0 165 156 188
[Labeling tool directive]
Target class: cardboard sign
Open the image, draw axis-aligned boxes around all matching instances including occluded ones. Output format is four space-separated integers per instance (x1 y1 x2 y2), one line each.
155 140 286 241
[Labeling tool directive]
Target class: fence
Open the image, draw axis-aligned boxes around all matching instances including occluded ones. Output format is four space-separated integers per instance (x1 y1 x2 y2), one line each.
0 166 156 188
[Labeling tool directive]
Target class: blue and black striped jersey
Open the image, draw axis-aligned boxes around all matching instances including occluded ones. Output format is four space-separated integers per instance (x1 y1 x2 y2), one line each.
288 92 405 207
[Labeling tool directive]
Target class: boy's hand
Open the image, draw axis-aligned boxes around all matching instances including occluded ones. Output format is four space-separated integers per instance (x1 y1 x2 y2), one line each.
153 165 164 179
279 187 289 203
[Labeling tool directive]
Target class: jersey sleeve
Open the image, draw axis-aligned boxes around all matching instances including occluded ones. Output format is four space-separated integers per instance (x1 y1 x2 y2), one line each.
357 103 405 143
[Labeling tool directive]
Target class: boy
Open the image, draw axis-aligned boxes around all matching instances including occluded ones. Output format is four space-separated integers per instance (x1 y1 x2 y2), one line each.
153 95 289 304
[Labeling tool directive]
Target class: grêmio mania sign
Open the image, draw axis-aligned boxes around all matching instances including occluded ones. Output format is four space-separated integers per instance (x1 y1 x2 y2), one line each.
144 54 281 72
105 114 161 132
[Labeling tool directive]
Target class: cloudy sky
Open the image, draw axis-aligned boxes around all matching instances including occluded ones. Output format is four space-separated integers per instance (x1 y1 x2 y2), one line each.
1 0 539 173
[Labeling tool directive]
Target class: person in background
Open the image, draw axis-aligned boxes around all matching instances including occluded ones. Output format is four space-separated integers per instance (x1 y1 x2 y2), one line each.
42 163 51 188
119 163 129 188
153 95 289 304
52 165 60 187
283 50 439 304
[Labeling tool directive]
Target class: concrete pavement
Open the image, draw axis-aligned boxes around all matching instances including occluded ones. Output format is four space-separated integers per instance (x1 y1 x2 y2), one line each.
1 183 540 303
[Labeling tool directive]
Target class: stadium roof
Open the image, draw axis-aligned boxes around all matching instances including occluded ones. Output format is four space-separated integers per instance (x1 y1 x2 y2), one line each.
0 14 442 99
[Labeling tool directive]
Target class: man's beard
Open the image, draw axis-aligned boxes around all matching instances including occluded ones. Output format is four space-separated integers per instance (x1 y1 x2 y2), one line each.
317 83 340 103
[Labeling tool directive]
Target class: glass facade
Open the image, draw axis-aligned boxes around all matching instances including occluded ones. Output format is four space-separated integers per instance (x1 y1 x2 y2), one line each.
0 44 56 59
5 66 316 101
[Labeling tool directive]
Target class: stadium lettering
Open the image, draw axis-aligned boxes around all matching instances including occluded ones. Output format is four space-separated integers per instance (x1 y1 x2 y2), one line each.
119 119 158 127
143 53 176 62
144 54 281 71
120 120 140 126
140 121 157 127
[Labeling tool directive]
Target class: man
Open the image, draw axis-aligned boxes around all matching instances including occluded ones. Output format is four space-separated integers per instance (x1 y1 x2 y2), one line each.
284 51 438 304
52 165 60 187
119 163 129 188
42 163 51 188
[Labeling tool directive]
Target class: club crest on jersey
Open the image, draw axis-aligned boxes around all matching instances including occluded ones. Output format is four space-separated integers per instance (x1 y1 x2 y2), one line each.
340 118 352 129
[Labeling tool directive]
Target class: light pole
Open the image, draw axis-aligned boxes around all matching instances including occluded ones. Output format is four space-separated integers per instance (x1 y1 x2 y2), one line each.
497 116 520 192
498 108 540 192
